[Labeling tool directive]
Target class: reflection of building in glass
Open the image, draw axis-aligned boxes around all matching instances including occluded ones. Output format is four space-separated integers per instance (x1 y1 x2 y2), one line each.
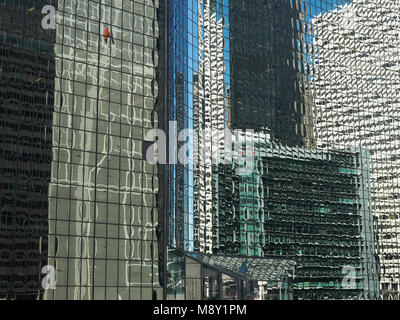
229 0 315 148
193 0 227 254
167 0 382 300
313 0 400 300
190 0 317 255
212 139 379 299
2 0 399 301
0 1 54 299
43 0 164 300
167 0 189 253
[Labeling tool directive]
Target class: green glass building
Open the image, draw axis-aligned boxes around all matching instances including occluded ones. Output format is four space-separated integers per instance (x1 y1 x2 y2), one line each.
211 139 379 299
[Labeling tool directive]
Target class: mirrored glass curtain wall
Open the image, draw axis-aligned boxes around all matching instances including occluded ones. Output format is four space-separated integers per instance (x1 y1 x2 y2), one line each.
0 0 399 300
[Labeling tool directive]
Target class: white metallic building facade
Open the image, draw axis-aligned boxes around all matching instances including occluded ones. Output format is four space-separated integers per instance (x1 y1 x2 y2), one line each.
313 0 400 299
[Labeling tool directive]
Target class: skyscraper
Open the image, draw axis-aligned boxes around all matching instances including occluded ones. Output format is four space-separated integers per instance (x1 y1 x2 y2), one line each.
1 0 399 300
229 0 315 148
0 0 54 300
166 0 380 300
43 0 165 300
212 140 379 299
313 0 400 299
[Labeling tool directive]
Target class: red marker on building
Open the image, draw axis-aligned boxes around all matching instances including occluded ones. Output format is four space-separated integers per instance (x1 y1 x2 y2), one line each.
104 22 115 44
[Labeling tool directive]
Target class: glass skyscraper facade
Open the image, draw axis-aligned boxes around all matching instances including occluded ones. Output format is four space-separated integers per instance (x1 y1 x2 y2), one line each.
0 0 54 299
1 0 166 300
0 0 399 300
165 0 391 300
313 0 400 299
44 0 164 300
229 0 315 148
211 141 379 299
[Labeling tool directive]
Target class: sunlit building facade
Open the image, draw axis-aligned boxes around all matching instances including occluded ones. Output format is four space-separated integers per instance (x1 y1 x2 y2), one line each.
42 0 165 300
313 0 400 299
1 0 399 300
212 140 379 299
166 0 381 300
